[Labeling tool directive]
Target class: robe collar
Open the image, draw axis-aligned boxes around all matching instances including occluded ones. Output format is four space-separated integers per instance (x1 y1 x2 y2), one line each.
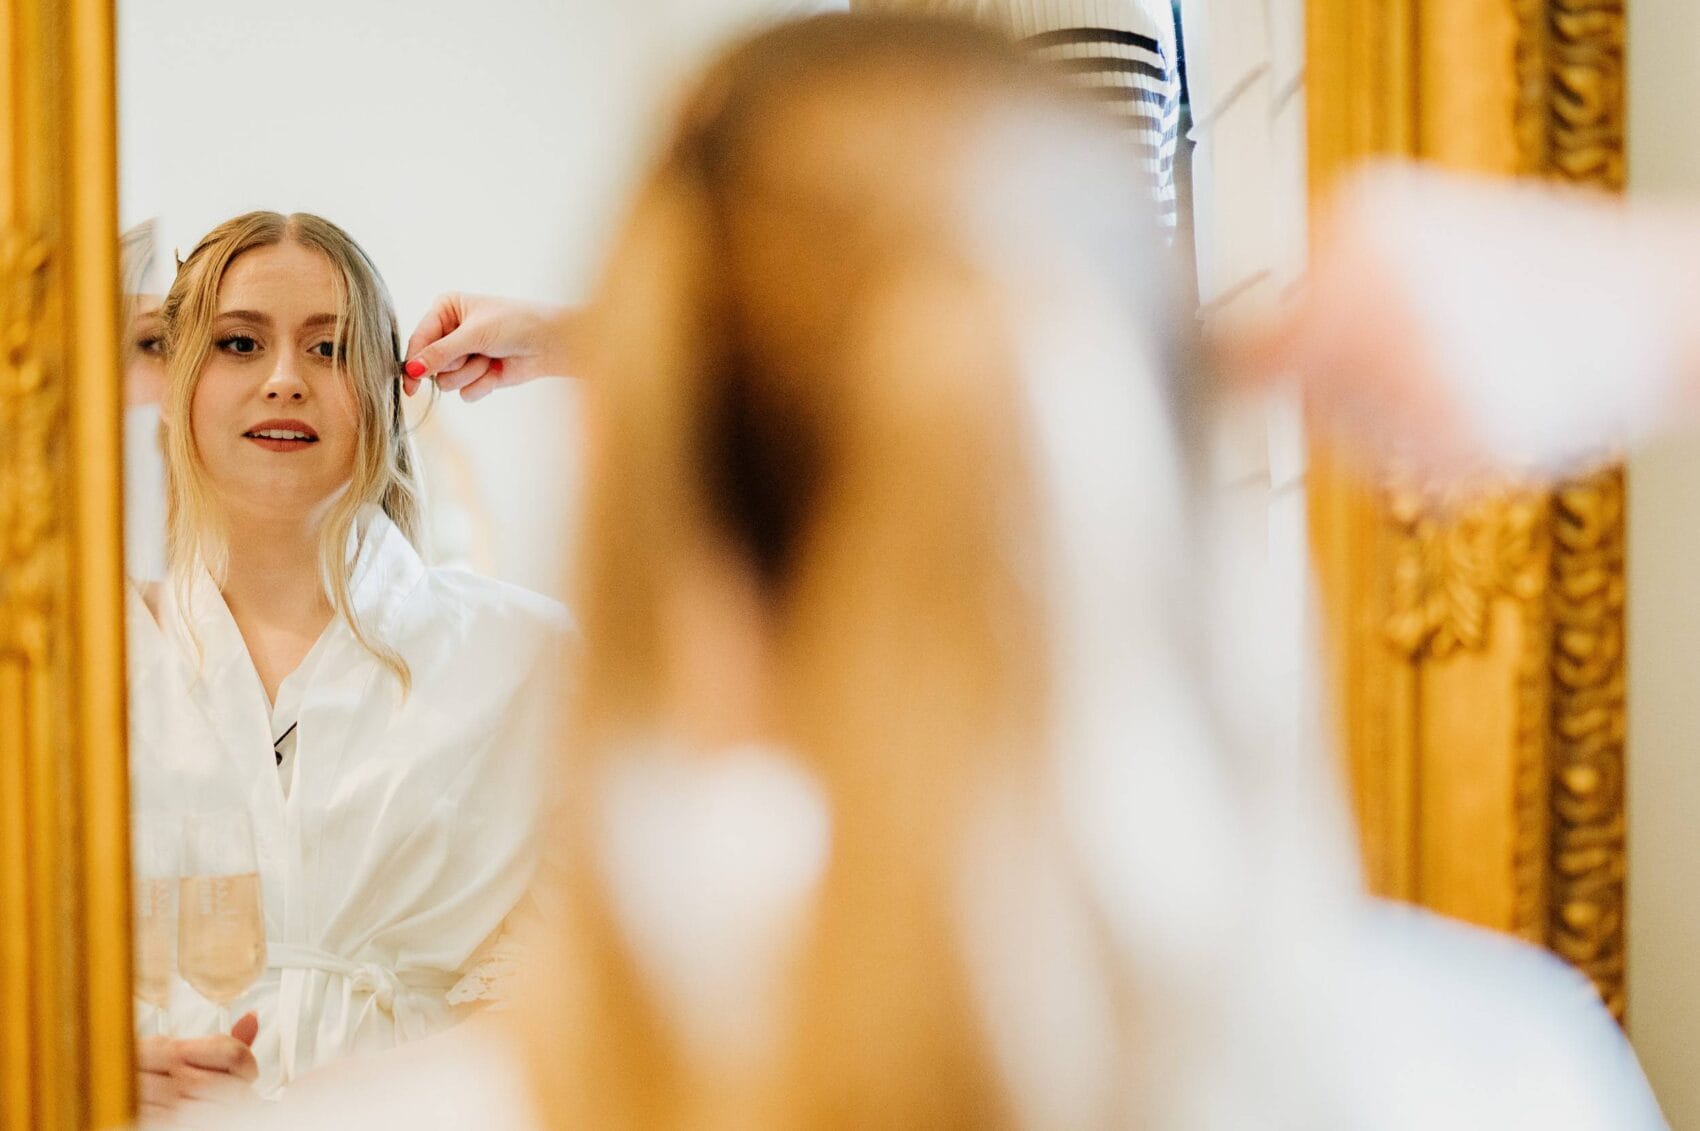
166 508 428 691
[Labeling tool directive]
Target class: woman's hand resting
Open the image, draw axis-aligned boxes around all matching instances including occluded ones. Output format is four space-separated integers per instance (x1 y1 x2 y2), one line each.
137 1011 260 1123
403 294 579 402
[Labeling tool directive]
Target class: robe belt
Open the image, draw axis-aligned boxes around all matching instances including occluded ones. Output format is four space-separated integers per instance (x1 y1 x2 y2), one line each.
267 942 460 1085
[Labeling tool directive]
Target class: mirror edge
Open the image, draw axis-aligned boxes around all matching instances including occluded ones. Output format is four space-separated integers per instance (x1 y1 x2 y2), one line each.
0 0 133 1125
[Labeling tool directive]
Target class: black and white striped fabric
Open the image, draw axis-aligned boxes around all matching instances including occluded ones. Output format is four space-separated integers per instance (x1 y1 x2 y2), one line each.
1019 22 1181 229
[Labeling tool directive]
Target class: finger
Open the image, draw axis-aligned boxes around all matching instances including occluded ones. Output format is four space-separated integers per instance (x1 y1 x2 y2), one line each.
139 1095 175 1122
137 1036 180 1074
139 1101 179 1129
180 1035 258 1077
139 1068 184 1109
182 1047 258 1084
403 294 466 369
434 356 496 394
229 1010 259 1047
461 369 505 403
407 323 488 380
172 1062 256 1100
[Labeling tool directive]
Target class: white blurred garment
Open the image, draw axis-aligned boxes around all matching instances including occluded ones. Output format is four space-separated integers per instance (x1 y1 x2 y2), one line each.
128 512 571 1096
1337 903 1665 1130
206 895 1662 1130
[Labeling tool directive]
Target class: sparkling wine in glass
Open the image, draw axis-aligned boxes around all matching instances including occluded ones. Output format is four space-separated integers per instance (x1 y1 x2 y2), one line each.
177 811 266 1029
133 815 180 1033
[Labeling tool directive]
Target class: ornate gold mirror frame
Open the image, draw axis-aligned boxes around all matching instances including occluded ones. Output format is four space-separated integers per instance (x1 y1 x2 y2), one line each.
1307 0 1628 1018
0 0 133 1126
0 0 1632 1124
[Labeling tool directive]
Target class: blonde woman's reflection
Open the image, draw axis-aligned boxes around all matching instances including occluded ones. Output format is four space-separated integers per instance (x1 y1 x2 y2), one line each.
123 221 170 581
123 222 168 407
212 14 1658 1131
127 212 570 1118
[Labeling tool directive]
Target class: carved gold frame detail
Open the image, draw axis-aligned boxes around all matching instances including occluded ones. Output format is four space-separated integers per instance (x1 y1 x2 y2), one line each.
0 0 133 1125
1307 0 1628 1018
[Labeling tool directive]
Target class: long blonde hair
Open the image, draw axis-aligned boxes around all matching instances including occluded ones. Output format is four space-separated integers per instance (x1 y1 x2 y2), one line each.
160 212 425 687
531 15 1192 1128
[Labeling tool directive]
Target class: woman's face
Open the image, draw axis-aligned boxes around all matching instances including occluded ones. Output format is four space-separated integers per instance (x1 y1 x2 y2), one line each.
188 241 361 522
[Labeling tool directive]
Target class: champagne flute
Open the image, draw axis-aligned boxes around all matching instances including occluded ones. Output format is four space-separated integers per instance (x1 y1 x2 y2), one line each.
132 814 180 1035
177 811 266 1031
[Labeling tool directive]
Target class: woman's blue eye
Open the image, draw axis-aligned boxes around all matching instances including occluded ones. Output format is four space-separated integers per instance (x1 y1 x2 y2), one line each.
312 340 341 360
217 334 260 355
136 336 164 356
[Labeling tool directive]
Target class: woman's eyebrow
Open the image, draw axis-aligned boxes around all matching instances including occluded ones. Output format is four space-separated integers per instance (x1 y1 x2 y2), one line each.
214 309 273 325
211 311 339 332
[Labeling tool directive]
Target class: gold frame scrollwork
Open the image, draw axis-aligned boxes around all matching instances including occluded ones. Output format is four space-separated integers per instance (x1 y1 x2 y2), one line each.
0 0 133 1126
1308 0 1628 1019
1520 0 1630 1022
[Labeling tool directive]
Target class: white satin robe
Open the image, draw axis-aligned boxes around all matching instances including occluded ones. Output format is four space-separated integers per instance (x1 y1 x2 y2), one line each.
128 513 571 1096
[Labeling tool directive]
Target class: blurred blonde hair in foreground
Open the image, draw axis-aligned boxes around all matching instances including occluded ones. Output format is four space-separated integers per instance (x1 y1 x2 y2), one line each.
529 13 1257 1129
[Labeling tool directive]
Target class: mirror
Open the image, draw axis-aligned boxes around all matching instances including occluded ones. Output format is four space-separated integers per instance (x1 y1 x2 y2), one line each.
92 0 1653 1122
116 0 653 1095
114 0 1288 1098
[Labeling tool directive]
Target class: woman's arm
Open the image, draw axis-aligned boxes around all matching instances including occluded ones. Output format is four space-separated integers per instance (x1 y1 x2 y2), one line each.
402 294 580 401
1233 165 1700 476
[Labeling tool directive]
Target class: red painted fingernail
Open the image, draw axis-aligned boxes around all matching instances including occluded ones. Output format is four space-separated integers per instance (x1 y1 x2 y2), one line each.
404 359 427 379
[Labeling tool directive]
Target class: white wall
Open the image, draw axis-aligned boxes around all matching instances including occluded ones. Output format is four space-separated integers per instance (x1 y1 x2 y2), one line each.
120 0 838 601
1625 1 1700 1120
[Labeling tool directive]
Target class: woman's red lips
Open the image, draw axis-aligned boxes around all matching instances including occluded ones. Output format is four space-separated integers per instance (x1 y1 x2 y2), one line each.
242 418 319 451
